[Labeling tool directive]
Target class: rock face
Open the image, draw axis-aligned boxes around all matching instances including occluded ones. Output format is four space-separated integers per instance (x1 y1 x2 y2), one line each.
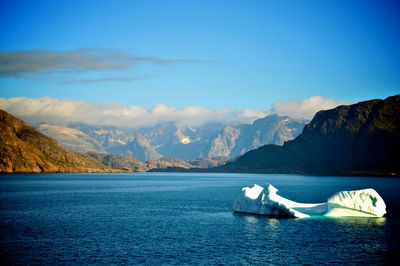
222 95 400 176
49 115 307 162
208 114 307 157
0 110 117 173
107 134 162 162
38 124 105 153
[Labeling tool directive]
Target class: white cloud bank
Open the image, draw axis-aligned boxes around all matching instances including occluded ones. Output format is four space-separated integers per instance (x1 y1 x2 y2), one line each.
272 96 350 119
0 96 350 128
0 97 268 128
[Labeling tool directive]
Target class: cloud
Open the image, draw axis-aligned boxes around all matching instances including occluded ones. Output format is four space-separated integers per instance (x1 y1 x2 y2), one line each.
61 76 147 84
0 97 268 128
271 96 350 119
0 48 198 81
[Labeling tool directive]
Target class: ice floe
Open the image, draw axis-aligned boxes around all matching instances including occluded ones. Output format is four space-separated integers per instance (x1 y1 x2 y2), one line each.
233 183 386 218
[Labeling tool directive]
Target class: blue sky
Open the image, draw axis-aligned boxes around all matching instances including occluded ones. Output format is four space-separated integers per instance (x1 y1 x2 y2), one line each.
0 0 399 113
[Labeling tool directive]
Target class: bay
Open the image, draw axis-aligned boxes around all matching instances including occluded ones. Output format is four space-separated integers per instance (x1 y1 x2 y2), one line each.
1 173 399 264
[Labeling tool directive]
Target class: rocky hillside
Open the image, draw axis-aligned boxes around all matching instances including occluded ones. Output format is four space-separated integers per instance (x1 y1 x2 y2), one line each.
44 115 307 162
0 109 119 173
147 156 233 170
79 151 148 172
81 151 233 172
218 95 400 176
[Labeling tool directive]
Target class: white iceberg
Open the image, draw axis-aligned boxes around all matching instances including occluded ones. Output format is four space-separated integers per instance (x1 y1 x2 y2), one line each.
233 183 386 218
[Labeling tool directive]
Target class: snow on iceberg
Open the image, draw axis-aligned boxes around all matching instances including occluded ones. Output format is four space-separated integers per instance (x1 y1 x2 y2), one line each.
233 183 386 218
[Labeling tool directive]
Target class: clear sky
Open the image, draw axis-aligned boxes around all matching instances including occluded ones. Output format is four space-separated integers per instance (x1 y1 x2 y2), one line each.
0 0 399 112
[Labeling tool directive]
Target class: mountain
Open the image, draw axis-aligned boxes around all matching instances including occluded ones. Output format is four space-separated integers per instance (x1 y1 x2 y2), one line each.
54 115 307 162
68 124 163 162
80 151 233 172
218 95 400 176
136 122 224 160
38 124 105 153
188 156 234 168
107 134 162 162
147 156 233 170
208 114 308 157
79 151 148 172
0 109 118 173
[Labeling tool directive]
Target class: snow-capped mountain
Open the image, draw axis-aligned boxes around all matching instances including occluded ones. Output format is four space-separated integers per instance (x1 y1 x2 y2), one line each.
37 114 308 162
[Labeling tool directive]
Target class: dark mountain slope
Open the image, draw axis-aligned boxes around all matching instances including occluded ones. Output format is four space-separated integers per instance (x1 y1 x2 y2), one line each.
218 95 400 176
0 109 118 173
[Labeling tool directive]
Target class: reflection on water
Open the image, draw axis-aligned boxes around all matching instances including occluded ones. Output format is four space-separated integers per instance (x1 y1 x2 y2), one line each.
267 217 280 228
236 212 391 264
242 215 281 235
240 213 387 229
244 215 259 224
331 217 387 226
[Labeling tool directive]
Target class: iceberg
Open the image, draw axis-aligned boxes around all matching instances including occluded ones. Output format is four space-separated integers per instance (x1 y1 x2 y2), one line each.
233 183 386 218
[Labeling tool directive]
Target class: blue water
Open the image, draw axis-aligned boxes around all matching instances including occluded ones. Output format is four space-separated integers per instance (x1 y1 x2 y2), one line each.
1 173 399 264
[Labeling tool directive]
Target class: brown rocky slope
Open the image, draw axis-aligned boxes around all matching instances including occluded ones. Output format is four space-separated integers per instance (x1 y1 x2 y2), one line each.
0 109 120 173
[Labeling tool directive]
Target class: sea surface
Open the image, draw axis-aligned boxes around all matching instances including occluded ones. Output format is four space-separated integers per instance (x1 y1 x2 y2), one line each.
1 173 399 265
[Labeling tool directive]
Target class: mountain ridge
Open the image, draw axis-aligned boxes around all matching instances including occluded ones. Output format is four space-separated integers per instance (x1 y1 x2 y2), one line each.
215 95 400 176
2 94 399 175
79 151 234 172
37 114 308 162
